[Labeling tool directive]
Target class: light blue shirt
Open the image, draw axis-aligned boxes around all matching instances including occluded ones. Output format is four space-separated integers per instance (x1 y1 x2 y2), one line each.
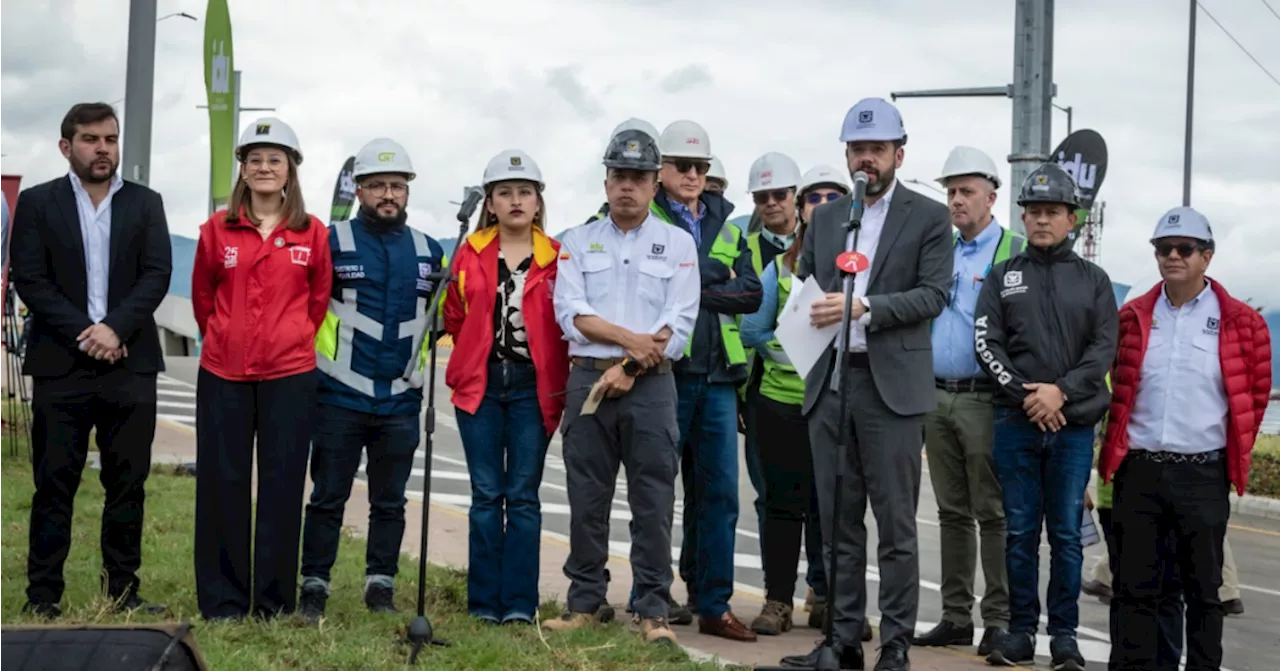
740 261 780 350
932 220 1004 380
554 212 701 360
669 199 705 248
68 170 124 323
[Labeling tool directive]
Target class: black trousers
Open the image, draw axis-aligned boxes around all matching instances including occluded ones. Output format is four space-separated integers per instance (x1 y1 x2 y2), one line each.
1109 453 1229 671
194 367 317 619
755 395 814 603
27 366 158 605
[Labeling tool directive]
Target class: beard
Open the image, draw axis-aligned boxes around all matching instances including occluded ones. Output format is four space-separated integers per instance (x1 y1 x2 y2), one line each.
71 154 118 184
360 202 407 229
864 165 896 196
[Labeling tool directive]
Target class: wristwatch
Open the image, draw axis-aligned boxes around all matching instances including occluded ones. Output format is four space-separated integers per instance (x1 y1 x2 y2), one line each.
621 358 643 377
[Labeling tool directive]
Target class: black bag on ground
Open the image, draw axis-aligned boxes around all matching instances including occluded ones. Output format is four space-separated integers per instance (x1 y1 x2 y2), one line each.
1 622 209 671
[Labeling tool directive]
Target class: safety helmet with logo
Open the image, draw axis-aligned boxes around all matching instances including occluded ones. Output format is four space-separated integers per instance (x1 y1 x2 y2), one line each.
747 152 802 193
611 117 661 143
602 129 662 172
236 116 304 165
936 145 1001 189
839 97 908 145
1150 206 1214 244
658 120 712 160
1016 162 1081 209
483 149 544 191
707 155 728 188
352 138 415 182
798 165 852 196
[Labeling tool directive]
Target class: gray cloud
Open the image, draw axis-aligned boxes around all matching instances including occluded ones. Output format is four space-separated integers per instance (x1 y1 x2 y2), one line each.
660 65 713 95
545 66 604 121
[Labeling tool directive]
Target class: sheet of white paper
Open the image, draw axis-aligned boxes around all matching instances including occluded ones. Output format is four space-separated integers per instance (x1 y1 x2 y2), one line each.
1080 506 1101 548
775 276 839 380
579 378 607 416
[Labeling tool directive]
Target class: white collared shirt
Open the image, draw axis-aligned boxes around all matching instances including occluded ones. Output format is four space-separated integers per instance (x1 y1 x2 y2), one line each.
68 170 124 323
835 180 895 353
554 212 701 360
1126 282 1229 454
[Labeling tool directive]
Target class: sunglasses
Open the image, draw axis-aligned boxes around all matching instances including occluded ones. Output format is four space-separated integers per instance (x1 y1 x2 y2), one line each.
1154 242 1204 258
664 159 710 175
805 192 842 205
753 189 791 205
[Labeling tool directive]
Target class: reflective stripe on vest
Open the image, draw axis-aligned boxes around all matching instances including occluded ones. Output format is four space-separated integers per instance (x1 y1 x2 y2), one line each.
757 260 805 405
649 202 749 367
317 221 433 397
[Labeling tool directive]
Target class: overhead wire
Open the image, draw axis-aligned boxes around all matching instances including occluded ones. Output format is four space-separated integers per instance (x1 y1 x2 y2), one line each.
1196 1 1280 89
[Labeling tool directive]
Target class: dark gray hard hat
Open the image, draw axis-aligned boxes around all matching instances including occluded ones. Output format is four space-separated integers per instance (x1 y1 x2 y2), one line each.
602 129 662 172
1016 162 1082 209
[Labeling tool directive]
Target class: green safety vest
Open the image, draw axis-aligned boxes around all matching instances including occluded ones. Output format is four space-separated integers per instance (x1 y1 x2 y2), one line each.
755 260 805 406
648 201 748 367
740 231 787 400
954 226 1026 267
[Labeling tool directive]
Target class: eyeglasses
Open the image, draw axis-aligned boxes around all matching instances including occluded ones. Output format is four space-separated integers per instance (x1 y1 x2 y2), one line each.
362 181 409 197
1154 242 1203 258
805 192 842 205
664 159 710 175
753 189 791 205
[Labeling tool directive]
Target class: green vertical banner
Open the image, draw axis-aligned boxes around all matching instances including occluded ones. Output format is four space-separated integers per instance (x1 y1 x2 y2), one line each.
203 0 235 214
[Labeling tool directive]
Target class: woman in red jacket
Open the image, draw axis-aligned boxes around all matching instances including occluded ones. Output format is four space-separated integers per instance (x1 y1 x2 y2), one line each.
190 117 333 621
443 149 569 625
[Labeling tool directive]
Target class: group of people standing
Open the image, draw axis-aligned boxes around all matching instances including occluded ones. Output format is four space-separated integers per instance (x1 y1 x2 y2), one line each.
9 96 1270 671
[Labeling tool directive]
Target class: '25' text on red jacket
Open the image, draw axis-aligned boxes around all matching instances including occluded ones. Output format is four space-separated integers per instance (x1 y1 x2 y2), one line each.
191 209 333 381
1100 279 1272 494
443 226 569 436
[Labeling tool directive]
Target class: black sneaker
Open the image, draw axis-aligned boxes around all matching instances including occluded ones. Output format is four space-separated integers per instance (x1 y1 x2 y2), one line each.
110 593 169 615
668 597 693 625
21 601 61 620
365 584 398 613
986 630 1035 666
978 628 1008 656
1049 635 1085 671
299 586 327 623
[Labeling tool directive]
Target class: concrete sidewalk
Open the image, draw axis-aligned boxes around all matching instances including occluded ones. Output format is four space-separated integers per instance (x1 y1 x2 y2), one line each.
149 419 993 670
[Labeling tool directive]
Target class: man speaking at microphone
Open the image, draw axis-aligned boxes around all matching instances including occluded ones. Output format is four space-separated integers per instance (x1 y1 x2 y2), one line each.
780 97 952 671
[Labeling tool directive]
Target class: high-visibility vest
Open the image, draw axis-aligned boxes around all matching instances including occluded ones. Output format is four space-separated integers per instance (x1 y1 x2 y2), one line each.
955 226 1026 269
648 201 748 367
755 260 805 406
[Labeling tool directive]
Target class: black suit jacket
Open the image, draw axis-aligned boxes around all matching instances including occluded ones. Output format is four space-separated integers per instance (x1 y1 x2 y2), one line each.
10 175 172 378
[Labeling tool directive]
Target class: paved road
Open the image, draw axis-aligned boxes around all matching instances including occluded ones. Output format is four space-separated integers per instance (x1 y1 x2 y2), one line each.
160 357 1280 670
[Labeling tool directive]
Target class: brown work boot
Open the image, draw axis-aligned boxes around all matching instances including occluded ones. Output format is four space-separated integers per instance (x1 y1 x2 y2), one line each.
541 611 598 632
698 610 758 642
637 616 679 645
750 600 793 636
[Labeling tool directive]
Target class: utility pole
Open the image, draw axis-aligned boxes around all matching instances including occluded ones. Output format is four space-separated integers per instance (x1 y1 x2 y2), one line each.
890 0 1056 235
1183 0 1197 206
121 0 158 185
197 70 276 205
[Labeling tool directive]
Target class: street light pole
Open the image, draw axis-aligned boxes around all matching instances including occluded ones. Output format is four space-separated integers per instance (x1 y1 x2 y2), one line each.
1183 0 1197 206
121 0 158 185
1054 103 1073 135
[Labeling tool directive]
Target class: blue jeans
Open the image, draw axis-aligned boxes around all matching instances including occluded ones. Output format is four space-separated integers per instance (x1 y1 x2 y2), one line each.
454 362 549 622
302 404 419 585
992 407 1093 637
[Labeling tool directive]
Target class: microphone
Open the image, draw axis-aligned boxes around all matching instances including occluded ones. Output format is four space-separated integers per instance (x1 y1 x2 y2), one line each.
456 186 484 224
846 171 869 231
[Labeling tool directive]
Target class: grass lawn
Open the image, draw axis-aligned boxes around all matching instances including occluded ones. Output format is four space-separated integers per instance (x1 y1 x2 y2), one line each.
0 431 728 670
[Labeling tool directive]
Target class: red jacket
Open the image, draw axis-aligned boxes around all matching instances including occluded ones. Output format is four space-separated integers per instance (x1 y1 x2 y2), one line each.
443 226 569 435
192 209 333 381
1100 279 1272 494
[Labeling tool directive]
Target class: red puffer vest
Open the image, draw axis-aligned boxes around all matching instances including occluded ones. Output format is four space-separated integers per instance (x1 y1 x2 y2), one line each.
1099 279 1272 494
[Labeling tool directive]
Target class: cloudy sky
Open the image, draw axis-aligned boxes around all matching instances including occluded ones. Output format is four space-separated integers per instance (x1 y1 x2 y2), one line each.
3 0 1279 303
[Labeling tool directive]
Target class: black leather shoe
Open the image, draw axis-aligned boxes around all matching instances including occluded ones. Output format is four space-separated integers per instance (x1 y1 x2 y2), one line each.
911 620 973 647
111 594 169 615
780 642 865 670
977 627 1006 656
873 640 910 671
21 601 61 620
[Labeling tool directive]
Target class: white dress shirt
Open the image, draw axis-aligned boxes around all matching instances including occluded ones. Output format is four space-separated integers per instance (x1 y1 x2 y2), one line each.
1126 282 1229 454
554 212 701 360
68 171 124 323
835 180 895 353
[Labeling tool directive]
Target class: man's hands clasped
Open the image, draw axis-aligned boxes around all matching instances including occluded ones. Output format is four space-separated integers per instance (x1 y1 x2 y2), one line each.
1022 382 1067 432
595 328 674 402
78 323 128 364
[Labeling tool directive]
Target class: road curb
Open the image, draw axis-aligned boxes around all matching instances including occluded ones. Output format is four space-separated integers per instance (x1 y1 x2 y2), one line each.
1230 491 1280 520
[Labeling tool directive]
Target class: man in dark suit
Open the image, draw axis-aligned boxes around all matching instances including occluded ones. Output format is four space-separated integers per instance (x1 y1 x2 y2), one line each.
9 102 172 618
780 98 953 671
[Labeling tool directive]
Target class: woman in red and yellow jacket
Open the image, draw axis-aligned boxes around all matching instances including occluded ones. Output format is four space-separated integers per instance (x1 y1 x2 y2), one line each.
443 149 568 625
189 117 332 621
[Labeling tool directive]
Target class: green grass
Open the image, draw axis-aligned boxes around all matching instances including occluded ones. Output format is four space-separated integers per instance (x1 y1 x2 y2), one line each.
0 419 726 670
1250 433 1280 498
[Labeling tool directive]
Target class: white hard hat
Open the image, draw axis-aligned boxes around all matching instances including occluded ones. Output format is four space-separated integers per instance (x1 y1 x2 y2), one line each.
611 117 660 143
236 116 304 164
798 165 851 195
1150 206 1214 243
936 146 1001 188
839 97 907 145
707 155 728 186
482 149 545 190
352 138 415 181
658 120 712 160
747 152 802 192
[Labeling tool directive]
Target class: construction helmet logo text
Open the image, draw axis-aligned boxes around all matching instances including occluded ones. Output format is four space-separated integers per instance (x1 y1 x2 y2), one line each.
255 123 272 136
510 156 522 166
377 151 396 162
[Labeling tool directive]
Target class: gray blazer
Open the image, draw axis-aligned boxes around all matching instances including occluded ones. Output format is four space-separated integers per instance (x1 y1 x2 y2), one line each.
797 181 954 417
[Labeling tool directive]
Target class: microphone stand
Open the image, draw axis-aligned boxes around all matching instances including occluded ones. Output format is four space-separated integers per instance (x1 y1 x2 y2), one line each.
759 184 866 671
402 185 483 664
